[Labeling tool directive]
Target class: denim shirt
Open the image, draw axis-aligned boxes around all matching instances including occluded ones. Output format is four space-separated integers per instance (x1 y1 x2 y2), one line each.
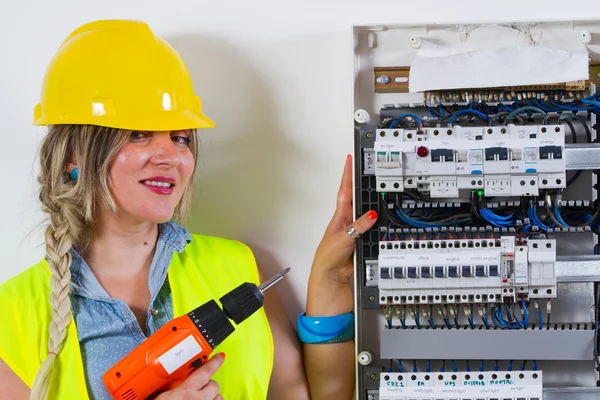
69 221 192 399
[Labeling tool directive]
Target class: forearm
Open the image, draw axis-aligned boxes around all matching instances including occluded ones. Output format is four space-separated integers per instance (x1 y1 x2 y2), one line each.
303 272 355 400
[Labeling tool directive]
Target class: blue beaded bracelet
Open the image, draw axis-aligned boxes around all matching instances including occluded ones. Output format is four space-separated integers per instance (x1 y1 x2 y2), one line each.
297 312 355 344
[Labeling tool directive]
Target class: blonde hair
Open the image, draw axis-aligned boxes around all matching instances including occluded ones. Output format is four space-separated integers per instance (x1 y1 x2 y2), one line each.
30 124 198 399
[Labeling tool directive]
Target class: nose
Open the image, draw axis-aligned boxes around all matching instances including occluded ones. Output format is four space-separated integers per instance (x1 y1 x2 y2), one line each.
149 131 180 167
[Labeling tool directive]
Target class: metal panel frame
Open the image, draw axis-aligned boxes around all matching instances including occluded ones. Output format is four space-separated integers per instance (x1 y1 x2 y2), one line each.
380 329 595 361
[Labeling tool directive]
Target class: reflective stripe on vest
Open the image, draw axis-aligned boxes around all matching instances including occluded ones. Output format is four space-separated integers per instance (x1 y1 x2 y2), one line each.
0 235 274 399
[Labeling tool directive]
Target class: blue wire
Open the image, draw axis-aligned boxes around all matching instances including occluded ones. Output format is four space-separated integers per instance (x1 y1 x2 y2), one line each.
501 102 515 112
396 208 470 229
426 360 431 373
482 315 491 329
401 319 407 329
466 361 471 372
533 97 552 112
508 360 513 371
480 209 513 221
509 304 525 329
494 307 508 326
533 360 538 371
521 361 527 371
577 98 600 109
493 306 521 330
447 109 490 125
444 316 452 329
550 98 593 111
521 299 529 328
528 207 549 232
480 209 515 228
413 361 418 373
538 309 543 329
451 360 458 373
429 313 436 329
491 309 502 328
389 113 423 128
398 360 404 373
480 360 485 372
554 203 570 227
415 310 422 329
438 104 445 118
426 106 438 119
541 98 560 112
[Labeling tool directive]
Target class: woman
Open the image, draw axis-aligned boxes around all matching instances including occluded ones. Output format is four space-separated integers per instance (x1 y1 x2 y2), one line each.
0 19 377 400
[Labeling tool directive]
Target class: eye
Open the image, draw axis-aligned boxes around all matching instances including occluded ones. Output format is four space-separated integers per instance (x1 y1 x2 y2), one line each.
171 135 191 147
131 131 150 141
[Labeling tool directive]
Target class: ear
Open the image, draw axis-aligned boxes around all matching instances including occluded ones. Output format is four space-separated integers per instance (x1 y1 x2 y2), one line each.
66 156 78 174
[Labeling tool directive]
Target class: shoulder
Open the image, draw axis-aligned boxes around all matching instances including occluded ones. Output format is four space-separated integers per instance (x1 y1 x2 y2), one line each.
172 233 260 285
0 259 50 302
184 233 255 260
163 221 253 257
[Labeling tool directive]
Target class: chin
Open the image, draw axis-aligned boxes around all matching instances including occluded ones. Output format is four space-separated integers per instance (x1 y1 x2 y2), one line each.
147 213 176 224
137 208 176 224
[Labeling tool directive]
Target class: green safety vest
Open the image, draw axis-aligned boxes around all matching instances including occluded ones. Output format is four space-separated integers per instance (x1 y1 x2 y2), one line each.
0 235 274 399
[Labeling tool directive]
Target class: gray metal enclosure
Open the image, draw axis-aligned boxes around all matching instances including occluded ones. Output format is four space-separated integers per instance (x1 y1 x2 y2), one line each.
352 20 600 400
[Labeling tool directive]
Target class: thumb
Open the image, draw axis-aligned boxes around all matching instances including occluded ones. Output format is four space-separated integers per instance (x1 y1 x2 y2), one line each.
184 352 226 391
342 210 378 243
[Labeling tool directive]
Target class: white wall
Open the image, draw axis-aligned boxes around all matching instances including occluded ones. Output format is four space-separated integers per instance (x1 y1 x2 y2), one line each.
1 0 599 319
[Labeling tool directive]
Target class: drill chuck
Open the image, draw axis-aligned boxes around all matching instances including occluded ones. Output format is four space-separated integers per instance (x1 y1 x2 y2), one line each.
187 300 235 349
219 283 264 325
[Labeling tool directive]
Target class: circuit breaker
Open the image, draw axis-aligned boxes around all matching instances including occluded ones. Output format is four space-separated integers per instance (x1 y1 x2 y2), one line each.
353 19 600 400
370 125 566 197
376 237 556 306
379 371 543 400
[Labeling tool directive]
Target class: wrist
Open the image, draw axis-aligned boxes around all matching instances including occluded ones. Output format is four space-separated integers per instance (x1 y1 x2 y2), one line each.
306 271 353 316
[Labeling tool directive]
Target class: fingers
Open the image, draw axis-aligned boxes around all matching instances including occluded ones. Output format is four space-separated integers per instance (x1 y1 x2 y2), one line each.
335 155 353 211
197 379 220 398
185 352 225 391
214 395 224 400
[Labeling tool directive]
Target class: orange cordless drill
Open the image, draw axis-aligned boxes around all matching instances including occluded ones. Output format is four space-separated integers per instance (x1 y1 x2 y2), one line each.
102 268 290 399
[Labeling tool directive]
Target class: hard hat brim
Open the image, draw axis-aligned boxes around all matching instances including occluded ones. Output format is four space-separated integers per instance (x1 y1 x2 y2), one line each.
33 107 216 131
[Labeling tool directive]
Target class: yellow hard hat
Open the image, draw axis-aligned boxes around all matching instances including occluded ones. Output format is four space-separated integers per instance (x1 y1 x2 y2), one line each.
33 19 215 130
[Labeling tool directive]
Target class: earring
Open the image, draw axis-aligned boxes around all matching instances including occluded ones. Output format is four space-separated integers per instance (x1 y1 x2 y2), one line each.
70 168 79 181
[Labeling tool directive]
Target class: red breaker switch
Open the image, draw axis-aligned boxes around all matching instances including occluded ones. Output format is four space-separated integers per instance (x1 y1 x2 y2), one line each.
417 146 429 158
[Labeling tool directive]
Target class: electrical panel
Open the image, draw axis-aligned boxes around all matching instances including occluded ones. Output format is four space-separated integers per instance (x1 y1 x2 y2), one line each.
353 20 600 400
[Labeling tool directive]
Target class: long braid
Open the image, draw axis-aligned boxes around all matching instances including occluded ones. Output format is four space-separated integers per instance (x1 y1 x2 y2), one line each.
30 215 74 399
30 126 87 400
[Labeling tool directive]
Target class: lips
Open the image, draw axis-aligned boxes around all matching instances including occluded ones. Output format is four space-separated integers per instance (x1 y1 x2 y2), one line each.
140 177 176 195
